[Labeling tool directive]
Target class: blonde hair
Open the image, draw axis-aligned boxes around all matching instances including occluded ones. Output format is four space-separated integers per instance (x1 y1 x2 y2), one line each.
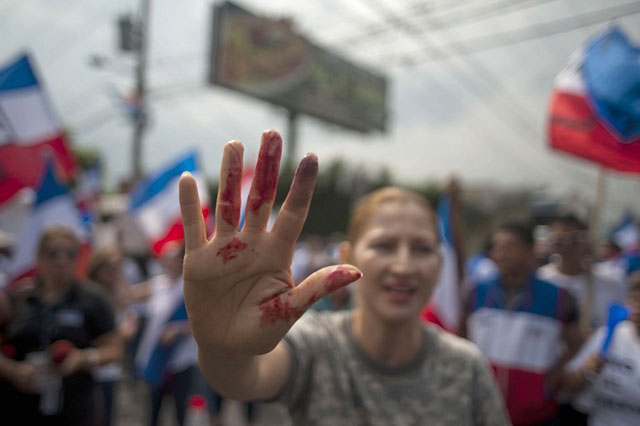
346 187 438 244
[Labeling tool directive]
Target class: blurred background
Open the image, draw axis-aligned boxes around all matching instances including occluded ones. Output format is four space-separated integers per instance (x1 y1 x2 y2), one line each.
1 0 639 239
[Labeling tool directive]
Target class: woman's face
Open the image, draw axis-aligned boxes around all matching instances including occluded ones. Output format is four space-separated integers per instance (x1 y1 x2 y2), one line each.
94 256 122 288
38 236 78 284
345 201 441 325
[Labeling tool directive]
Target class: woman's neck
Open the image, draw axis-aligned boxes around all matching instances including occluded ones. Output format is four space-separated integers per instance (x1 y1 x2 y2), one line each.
352 308 422 368
41 277 73 305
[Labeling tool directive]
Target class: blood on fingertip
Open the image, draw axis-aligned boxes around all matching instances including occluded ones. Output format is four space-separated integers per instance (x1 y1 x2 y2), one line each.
219 148 242 226
250 134 282 213
326 267 361 293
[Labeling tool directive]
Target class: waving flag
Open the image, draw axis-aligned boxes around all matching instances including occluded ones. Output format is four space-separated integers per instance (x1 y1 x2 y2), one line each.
610 211 640 251
237 165 254 230
129 151 211 256
548 27 640 173
6 158 89 292
74 165 102 226
421 194 461 333
0 54 75 206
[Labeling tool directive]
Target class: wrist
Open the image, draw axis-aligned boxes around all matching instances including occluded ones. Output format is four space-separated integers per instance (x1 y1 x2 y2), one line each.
83 349 101 369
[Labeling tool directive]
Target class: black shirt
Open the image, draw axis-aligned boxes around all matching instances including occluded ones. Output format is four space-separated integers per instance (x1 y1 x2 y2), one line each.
3 280 115 426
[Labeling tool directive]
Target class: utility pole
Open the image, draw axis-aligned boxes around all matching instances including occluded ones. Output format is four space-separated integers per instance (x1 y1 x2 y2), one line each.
131 0 151 182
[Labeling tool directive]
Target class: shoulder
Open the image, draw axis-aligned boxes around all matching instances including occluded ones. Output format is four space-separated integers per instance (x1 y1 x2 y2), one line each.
75 281 110 303
73 282 115 316
538 263 558 278
532 275 569 298
426 325 485 367
286 310 349 342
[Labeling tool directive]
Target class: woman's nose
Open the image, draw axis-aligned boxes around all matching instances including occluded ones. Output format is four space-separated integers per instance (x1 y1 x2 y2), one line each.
390 245 414 274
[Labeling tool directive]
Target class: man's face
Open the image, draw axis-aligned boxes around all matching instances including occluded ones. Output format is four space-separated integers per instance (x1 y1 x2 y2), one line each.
549 223 589 265
491 230 533 277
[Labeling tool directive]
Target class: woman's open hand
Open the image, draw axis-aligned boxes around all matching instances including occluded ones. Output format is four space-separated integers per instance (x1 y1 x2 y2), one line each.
179 130 361 356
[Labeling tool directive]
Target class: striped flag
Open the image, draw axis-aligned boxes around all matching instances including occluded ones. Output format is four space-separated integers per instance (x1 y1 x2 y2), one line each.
421 194 461 333
238 165 254 230
0 54 75 206
548 27 640 172
128 151 211 256
5 158 90 292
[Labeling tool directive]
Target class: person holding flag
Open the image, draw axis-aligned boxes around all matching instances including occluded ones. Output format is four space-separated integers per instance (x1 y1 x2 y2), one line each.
133 242 206 426
178 130 508 425
561 272 640 425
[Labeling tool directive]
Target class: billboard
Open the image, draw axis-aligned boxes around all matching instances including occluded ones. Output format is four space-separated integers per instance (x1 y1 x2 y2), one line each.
208 1 388 133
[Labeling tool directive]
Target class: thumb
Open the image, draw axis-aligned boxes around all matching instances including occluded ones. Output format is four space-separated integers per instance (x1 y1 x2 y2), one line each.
259 265 361 327
294 264 362 310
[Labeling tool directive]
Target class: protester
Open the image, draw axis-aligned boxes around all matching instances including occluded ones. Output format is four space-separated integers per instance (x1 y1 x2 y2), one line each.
178 130 509 425
461 221 583 426
0 225 122 426
87 246 138 426
561 271 640 425
133 242 214 426
539 214 627 330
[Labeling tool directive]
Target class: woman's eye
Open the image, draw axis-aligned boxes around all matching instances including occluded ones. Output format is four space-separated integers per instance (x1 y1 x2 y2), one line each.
371 242 394 251
413 244 434 254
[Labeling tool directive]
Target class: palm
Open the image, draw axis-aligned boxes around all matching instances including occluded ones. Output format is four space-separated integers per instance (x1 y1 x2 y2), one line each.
179 131 360 356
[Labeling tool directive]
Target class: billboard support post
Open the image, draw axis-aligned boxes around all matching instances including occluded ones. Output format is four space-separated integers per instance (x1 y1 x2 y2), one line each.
286 109 298 173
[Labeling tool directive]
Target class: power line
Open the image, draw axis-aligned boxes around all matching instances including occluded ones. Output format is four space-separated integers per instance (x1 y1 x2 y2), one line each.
354 0 598 193
391 1 640 65
328 0 556 47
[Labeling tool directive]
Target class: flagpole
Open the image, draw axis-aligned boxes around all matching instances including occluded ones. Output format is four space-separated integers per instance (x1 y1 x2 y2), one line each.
588 166 606 244
582 166 606 331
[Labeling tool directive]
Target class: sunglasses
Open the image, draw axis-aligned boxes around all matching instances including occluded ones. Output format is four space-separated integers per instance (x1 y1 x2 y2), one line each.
43 248 78 261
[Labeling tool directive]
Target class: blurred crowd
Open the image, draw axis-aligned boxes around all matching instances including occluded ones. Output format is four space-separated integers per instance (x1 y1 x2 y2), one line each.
0 200 639 426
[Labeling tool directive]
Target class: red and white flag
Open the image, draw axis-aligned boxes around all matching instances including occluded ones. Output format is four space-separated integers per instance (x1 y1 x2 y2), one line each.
0 54 76 206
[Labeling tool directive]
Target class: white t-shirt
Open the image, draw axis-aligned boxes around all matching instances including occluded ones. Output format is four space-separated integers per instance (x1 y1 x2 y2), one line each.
567 321 640 426
538 263 627 328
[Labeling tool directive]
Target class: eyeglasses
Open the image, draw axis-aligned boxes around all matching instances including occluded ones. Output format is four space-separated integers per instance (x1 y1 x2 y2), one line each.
43 248 78 261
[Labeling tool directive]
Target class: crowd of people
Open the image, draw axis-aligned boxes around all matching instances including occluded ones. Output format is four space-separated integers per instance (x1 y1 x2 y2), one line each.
0 129 639 425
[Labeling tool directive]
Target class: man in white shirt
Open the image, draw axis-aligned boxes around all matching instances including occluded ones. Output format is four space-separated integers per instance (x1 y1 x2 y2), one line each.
539 214 627 330
561 273 640 426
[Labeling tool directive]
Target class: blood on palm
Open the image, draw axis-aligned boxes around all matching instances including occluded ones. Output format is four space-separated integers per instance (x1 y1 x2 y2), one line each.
216 237 248 264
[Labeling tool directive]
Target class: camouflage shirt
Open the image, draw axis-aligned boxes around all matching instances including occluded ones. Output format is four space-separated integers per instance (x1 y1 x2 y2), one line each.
279 311 510 426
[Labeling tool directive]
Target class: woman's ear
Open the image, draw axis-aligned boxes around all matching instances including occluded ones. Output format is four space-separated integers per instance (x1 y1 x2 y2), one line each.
339 241 352 264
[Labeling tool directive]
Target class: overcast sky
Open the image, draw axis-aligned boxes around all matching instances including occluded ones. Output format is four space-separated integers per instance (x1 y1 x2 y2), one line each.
2 0 640 230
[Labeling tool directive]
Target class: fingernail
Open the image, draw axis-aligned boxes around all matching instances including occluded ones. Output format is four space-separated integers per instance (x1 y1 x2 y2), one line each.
296 154 318 179
325 265 362 292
